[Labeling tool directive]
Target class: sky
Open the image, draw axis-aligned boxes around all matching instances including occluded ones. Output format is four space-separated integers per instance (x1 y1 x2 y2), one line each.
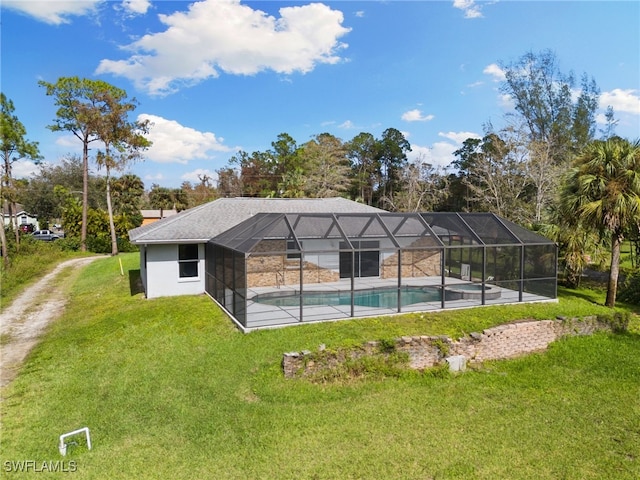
2 0 639 189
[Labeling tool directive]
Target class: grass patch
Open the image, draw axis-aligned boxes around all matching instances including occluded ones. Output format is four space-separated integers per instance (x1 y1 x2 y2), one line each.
0 237 88 307
1 253 638 479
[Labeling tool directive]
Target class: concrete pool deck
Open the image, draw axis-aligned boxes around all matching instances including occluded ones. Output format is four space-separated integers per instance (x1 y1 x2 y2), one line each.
240 276 555 329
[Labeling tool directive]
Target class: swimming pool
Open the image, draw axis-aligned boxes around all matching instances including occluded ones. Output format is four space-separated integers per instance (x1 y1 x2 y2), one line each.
252 286 442 309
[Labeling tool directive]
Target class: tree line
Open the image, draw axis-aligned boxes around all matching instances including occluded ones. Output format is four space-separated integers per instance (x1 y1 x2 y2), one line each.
2 50 639 306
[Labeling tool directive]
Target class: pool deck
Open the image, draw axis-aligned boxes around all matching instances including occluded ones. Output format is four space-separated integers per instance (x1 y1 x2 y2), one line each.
242 276 555 329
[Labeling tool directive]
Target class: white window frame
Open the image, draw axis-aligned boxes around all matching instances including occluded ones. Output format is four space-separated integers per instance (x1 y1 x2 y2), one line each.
178 244 200 281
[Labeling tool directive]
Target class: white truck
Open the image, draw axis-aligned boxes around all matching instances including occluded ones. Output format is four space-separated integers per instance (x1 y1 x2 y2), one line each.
32 230 61 241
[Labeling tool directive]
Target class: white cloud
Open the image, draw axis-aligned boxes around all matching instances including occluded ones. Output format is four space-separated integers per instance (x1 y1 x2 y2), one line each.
3 0 102 25
96 0 351 96
139 114 235 164
13 160 41 180
408 131 482 169
438 131 481 144
122 0 150 15
453 0 483 19
600 89 640 115
181 168 219 184
145 173 165 183
407 143 457 169
499 93 515 109
338 120 355 129
55 135 82 149
483 63 505 82
401 109 435 122
354 10 365 18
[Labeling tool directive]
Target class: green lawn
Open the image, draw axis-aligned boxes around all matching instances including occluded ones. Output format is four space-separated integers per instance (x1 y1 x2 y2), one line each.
1 253 638 479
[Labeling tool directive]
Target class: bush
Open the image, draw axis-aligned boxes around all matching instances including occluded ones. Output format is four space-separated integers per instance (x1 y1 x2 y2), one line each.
597 312 631 333
617 269 640 305
117 237 138 253
86 235 112 254
56 236 82 251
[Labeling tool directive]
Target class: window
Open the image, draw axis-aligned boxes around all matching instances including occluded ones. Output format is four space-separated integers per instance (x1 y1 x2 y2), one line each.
178 244 199 278
286 239 301 259
339 241 380 278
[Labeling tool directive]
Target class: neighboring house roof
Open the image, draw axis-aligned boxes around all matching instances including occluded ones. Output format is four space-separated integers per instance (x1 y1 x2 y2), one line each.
2 202 29 216
140 209 178 219
129 197 384 244
2 202 37 223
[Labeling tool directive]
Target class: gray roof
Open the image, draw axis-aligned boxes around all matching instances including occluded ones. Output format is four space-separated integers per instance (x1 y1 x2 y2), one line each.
129 197 384 244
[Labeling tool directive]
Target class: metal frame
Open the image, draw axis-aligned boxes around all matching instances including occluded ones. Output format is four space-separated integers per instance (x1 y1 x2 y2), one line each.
205 212 557 329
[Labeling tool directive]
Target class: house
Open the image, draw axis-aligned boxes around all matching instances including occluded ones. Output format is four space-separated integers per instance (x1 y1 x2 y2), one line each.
129 197 384 299
2 202 39 231
129 197 558 331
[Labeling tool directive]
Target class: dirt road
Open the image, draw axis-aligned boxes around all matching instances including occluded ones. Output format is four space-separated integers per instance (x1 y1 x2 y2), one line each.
0 256 103 388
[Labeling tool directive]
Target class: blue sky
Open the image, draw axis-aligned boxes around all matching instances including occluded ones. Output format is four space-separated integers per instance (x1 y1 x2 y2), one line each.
2 0 639 189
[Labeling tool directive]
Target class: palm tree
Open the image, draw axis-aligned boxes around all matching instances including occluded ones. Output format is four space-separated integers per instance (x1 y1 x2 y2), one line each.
561 137 640 307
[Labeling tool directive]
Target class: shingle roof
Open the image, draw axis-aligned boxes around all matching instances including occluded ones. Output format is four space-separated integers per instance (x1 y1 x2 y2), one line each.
128 197 384 244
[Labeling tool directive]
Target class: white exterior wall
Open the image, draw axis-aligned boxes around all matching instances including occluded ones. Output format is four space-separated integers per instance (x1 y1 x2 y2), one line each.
143 243 206 299
3 211 39 229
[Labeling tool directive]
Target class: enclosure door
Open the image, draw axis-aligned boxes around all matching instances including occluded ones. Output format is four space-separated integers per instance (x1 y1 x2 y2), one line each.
339 241 380 278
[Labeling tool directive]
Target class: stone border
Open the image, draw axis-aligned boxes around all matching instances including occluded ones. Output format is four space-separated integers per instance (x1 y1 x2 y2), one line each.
283 316 611 378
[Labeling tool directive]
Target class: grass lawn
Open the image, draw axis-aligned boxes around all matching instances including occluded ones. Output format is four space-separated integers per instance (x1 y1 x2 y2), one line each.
1 253 639 479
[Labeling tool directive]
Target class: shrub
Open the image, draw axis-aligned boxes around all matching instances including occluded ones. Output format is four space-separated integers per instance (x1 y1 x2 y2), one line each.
597 312 631 333
86 235 111 254
56 236 82 251
617 269 640 305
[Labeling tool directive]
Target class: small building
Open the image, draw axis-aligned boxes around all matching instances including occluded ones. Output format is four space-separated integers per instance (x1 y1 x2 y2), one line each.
129 198 558 331
2 202 39 231
140 209 178 226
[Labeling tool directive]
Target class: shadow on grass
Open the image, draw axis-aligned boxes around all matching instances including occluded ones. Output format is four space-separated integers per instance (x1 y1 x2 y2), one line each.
558 285 606 306
128 269 144 296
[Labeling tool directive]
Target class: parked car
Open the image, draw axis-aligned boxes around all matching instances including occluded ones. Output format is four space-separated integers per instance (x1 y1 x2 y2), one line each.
31 230 60 241
19 224 35 234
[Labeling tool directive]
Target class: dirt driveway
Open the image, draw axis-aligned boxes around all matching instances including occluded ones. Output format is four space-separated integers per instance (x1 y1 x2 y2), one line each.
0 256 103 389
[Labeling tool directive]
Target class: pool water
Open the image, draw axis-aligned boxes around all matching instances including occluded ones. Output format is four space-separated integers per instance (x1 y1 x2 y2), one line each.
253 286 442 309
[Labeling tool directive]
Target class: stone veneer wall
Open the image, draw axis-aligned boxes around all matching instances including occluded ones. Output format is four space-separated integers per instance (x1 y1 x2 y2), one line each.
247 238 442 287
283 316 611 378
380 248 441 280
247 240 340 288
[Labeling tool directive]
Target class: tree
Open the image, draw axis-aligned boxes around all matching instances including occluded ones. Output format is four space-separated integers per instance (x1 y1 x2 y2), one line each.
147 184 189 215
299 133 351 198
93 87 150 255
148 185 175 217
526 138 562 223
215 168 242 198
230 150 276 197
270 132 301 189
22 155 106 225
1 93 41 263
500 49 600 165
39 76 135 252
389 155 449 212
346 132 379 205
111 174 145 218
561 137 640 307
456 129 530 221
451 137 483 211
110 174 144 233
599 106 618 140
376 128 411 207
